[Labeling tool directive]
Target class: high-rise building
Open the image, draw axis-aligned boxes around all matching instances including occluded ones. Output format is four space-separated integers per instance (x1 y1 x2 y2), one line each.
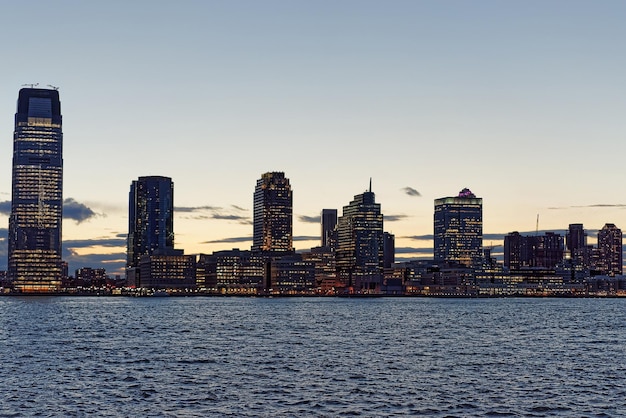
596 223 622 276
127 176 174 269
434 188 483 268
321 209 337 248
383 232 395 269
336 181 384 291
8 87 64 292
566 224 586 252
252 172 293 253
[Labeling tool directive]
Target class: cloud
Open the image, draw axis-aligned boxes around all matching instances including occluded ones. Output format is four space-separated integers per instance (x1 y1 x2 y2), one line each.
175 205 251 224
385 214 409 222
203 236 252 244
293 236 320 242
64 237 127 249
299 215 321 223
175 205 221 212
63 198 97 223
395 247 433 254
0 201 10 215
549 204 626 210
0 199 98 223
401 234 433 241
402 187 421 197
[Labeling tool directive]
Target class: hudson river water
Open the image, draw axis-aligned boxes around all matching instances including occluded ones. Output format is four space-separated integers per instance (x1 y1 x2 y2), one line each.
0 296 625 417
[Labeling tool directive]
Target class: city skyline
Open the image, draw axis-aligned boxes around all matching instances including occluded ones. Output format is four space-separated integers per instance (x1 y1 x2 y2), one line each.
1 2 626 276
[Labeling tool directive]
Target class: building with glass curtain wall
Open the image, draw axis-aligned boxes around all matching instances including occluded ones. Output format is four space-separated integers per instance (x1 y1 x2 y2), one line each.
127 176 175 287
252 172 293 253
336 181 384 291
434 188 483 269
596 223 622 276
8 88 63 292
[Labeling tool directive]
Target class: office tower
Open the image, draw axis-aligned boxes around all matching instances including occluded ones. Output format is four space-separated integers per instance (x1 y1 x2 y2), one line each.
504 231 564 269
504 232 533 270
533 232 564 268
566 223 592 269
127 176 174 269
434 188 483 268
8 88 63 292
383 232 395 268
252 172 293 253
566 224 586 252
336 181 384 291
321 209 337 248
596 223 622 276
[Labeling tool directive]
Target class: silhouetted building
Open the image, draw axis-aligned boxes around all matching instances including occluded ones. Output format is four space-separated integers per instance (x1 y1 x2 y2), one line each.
565 223 592 271
138 249 196 289
383 232 395 269
197 249 265 291
252 172 293 253
8 88 64 292
434 188 483 269
321 209 337 248
596 223 622 276
534 232 564 268
504 232 531 270
75 267 107 288
505 231 564 270
336 180 384 291
127 176 182 287
127 176 174 269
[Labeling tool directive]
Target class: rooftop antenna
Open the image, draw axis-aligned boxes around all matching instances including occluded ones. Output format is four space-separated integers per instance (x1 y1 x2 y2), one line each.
47 84 59 90
22 83 39 88
369 177 372 193
535 214 539 236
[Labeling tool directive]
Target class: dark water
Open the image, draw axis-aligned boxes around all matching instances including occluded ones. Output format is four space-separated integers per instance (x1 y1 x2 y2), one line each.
0 296 625 417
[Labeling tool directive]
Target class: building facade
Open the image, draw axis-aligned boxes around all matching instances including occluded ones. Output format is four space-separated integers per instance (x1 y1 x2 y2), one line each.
252 172 293 253
596 223 622 276
127 176 174 269
127 176 178 287
8 88 64 292
336 182 384 291
434 188 483 268
321 208 338 248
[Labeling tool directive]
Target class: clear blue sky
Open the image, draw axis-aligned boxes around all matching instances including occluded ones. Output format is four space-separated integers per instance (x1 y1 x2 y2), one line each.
1 1 625 276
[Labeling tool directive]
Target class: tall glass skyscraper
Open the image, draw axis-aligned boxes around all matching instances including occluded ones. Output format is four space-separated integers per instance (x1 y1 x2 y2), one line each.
321 208 337 248
252 172 293 253
8 88 63 292
434 188 483 268
336 182 384 291
127 176 175 269
597 223 622 276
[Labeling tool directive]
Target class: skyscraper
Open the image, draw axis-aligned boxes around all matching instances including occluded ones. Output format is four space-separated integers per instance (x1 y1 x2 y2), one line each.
252 172 293 253
127 176 174 269
434 188 483 268
596 223 622 276
8 87 63 292
321 208 337 248
336 181 384 291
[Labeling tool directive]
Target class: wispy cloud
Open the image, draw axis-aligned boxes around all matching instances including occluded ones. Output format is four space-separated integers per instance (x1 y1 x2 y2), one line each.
395 247 433 254
385 214 409 222
400 234 433 241
549 204 626 210
175 205 251 224
299 215 321 223
293 236 320 242
401 187 421 197
203 236 252 244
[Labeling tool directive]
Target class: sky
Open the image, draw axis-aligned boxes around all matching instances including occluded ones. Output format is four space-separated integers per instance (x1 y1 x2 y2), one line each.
1 1 626 276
